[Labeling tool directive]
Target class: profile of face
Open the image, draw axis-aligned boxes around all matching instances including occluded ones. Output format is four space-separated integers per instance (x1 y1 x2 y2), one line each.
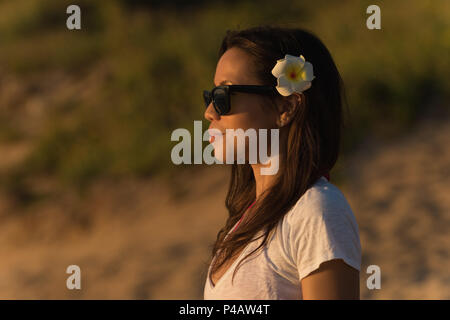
204 47 281 164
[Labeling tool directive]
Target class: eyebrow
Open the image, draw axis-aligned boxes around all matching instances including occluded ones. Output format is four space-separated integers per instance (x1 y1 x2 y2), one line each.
215 80 233 86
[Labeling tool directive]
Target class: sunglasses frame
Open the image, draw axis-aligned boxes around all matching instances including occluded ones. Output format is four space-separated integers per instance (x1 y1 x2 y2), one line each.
203 85 278 116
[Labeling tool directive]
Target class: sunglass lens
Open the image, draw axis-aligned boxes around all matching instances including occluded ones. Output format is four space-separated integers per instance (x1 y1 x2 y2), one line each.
203 90 212 107
213 88 229 115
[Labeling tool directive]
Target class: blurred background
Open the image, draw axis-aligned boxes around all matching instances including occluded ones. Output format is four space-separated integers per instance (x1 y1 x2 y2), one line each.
0 0 449 299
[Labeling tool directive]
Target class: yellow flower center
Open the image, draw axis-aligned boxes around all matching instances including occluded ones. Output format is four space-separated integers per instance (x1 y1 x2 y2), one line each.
285 64 305 82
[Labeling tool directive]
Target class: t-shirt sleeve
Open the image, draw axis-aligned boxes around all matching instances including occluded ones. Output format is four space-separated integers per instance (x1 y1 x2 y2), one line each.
286 188 362 281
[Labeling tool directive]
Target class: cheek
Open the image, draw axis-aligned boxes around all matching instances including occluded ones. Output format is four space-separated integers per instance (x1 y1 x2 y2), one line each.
215 110 277 162
215 128 276 164
239 110 276 132
225 103 276 131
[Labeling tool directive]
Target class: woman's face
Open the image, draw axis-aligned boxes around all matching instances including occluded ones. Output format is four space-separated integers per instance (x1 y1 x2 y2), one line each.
204 47 279 163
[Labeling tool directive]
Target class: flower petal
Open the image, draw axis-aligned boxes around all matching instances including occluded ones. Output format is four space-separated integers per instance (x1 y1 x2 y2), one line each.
271 58 287 78
302 62 315 81
291 80 311 93
276 75 293 96
276 86 293 96
285 54 298 60
285 54 305 68
277 74 291 87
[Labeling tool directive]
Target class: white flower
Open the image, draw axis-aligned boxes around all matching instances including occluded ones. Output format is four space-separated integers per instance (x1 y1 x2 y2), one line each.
271 54 315 96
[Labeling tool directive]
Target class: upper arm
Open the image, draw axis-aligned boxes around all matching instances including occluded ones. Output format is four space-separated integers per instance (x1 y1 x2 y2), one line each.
300 258 360 300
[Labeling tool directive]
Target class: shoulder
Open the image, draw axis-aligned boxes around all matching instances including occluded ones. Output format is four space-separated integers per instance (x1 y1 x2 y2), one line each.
284 176 356 227
280 177 361 279
281 176 361 262
263 177 361 283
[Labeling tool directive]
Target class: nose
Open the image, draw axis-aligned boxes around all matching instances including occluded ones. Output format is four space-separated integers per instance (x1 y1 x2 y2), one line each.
204 102 220 122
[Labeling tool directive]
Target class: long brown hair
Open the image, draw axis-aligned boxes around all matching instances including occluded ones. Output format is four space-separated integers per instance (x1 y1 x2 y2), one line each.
208 25 347 285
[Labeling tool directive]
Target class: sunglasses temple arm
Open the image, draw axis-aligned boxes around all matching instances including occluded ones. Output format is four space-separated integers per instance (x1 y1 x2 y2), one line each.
230 86 277 94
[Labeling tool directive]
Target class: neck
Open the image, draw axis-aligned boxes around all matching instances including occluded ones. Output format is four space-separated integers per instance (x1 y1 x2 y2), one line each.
251 128 287 199
250 133 286 200
251 162 278 199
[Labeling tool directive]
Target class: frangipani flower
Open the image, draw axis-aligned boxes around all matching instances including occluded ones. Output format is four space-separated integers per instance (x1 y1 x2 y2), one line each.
271 54 315 96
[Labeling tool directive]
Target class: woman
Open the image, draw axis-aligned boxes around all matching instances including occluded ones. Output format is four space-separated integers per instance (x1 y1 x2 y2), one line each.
202 25 361 299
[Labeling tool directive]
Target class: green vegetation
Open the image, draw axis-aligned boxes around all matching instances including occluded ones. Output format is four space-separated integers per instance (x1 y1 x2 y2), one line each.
0 0 448 195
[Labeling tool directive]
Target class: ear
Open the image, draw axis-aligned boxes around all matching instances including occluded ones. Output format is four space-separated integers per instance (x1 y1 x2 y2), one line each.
277 92 303 127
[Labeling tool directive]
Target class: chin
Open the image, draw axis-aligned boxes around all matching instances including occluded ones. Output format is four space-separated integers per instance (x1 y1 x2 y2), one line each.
212 135 248 164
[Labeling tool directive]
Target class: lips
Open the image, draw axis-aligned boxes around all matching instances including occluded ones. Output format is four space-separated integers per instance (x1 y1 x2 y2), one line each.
207 127 224 144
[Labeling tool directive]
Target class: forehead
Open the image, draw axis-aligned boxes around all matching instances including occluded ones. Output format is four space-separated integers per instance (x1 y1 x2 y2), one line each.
214 47 258 86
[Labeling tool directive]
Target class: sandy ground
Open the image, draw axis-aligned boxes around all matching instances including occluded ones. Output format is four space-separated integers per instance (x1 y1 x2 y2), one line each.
0 114 449 299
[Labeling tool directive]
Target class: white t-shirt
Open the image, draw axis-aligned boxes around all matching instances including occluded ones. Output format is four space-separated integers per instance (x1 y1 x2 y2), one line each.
203 176 361 300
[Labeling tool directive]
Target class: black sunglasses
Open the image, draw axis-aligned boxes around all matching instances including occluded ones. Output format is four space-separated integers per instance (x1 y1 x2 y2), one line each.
203 85 277 116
